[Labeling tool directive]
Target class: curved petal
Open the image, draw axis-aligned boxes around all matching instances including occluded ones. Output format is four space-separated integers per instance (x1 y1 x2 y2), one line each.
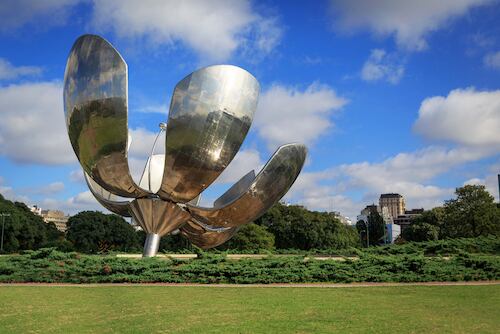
64 34 148 198
180 220 238 249
158 65 260 203
84 172 131 217
186 143 307 228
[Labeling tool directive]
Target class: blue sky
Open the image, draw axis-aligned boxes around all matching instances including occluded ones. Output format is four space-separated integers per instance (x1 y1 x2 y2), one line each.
0 0 499 220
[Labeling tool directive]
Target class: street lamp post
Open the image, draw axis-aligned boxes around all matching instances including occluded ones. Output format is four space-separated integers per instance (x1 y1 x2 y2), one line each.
363 220 369 248
0 213 11 252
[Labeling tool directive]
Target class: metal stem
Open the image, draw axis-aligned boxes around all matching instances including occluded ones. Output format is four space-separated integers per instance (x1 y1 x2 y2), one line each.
143 233 161 257
146 123 166 192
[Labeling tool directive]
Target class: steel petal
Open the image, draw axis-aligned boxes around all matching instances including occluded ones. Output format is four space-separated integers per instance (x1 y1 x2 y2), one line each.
158 65 260 203
186 143 307 227
180 220 238 249
64 34 148 198
84 172 131 217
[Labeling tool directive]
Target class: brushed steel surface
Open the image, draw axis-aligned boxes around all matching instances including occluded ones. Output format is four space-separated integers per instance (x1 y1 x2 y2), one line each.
128 198 190 236
213 170 255 209
158 65 259 203
143 233 161 257
65 34 307 255
180 220 238 249
186 143 307 228
64 34 148 198
84 172 132 217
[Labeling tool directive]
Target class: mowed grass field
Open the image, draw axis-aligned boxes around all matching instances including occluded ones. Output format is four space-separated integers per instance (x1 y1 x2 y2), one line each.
0 285 498 333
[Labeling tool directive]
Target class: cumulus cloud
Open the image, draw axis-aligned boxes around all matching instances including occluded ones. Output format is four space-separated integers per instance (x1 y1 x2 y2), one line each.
286 145 495 219
24 181 65 195
0 58 42 80
90 0 282 61
255 83 348 150
0 82 76 164
41 190 106 215
0 0 79 32
361 49 405 84
330 0 493 51
484 51 500 69
413 88 500 148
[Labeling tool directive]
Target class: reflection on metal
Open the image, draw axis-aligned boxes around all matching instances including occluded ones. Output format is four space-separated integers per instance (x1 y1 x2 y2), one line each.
65 34 306 257
187 144 307 228
158 65 260 203
180 220 238 249
84 172 131 217
64 34 148 198
214 170 255 209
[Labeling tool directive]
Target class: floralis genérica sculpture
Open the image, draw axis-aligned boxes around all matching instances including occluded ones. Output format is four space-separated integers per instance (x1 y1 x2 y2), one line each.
63 35 306 257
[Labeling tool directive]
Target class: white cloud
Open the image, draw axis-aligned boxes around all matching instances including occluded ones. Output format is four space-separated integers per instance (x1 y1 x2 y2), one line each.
69 169 84 183
361 49 405 84
413 88 500 148
484 51 500 69
330 0 493 51
41 191 106 215
90 0 282 61
255 83 348 150
0 58 42 80
0 82 76 164
286 145 496 219
25 181 65 195
0 0 79 32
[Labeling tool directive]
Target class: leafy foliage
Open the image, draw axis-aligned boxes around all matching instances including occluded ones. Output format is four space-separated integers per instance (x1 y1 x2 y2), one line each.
0 238 498 283
356 211 386 246
255 203 359 250
0 195 63 252
66 211 140 253
442 185 500 238
218 223 275 251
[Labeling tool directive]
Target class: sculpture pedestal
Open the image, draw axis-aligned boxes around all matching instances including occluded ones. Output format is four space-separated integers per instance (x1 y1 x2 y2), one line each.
129 198 191 257
143 233 160 257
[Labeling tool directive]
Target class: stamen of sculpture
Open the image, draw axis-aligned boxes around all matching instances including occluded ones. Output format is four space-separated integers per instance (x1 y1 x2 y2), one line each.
63 34 307 257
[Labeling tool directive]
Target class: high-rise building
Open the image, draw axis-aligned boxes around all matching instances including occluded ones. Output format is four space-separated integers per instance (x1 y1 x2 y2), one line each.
379 193 405 219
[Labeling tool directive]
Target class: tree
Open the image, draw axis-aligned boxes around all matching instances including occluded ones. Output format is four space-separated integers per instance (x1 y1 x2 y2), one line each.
0 195 63 252
443 185 500 238
218 223 275 251
356 211 385 246
66 211 140 253
410 207 445 239
255 203 359 250
402 223 439 242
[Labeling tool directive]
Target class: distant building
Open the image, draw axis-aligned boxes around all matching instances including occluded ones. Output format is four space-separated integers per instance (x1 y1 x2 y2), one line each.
393 208 424 232
357 204 396 244
357 204 393 225
379 193 406 219
385 224 401 243
332 211 353 225
30 205 42 216
38 209 69 232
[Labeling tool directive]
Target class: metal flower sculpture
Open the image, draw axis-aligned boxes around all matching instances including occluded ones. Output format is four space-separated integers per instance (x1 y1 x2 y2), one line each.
63 35 307 257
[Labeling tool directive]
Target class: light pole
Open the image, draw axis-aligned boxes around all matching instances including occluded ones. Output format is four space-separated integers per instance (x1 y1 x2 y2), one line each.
0 213 11 252
363 220 369 247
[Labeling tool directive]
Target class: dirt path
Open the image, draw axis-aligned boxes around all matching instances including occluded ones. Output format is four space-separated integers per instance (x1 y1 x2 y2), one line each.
0 281 498 288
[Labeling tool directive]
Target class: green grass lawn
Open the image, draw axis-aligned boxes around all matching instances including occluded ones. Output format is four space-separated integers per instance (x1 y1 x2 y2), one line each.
0 285 498 333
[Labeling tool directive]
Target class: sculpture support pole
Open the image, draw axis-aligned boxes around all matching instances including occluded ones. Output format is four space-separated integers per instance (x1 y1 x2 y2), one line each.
143 233 160 257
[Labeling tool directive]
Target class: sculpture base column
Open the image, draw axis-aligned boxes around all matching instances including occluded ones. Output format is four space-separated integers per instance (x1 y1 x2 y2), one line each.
143 233 160 257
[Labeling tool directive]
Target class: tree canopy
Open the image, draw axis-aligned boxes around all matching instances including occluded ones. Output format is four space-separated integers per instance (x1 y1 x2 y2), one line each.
255 203 359 250
66 211 140 253
0 195 63 252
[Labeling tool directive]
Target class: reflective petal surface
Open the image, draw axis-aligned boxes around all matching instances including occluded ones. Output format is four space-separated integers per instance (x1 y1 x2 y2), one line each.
158 65 259 202
187 143 307 228
84 172 131 217
64 34 148 198
180 220 238 249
